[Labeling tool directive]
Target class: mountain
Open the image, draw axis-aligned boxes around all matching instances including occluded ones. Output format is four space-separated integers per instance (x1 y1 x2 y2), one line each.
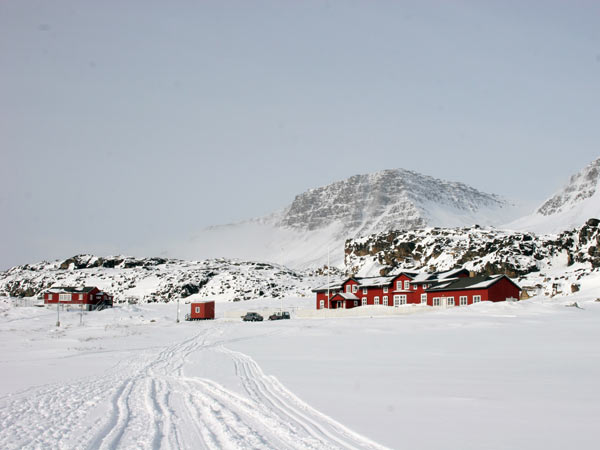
507 157 600 233
177 169 518 268
0 255 326 303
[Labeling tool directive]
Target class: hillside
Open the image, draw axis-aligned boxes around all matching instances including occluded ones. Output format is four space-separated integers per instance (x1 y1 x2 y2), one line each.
0 255 329 303
345 219 600 297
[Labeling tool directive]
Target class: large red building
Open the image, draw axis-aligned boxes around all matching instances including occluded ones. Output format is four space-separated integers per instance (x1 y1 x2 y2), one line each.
313 269 520 310
44 286 114 311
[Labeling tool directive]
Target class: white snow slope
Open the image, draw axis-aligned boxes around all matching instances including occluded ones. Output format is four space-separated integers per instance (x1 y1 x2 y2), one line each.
508 157 600 233
1 288 599 450
175 169 519 269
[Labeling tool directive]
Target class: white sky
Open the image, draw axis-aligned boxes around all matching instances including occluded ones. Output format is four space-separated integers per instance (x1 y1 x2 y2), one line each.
1 0 600 269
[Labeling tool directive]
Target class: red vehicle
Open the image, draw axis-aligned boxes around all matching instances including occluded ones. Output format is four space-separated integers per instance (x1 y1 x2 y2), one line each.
186 301 215 320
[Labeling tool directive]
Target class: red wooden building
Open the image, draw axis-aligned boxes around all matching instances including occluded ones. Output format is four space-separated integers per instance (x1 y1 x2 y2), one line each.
44 286 114 311
313 268 520 310
187 301 215 320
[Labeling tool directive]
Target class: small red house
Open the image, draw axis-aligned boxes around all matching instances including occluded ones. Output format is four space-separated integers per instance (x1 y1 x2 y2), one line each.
425 274 521 307
44 286 113 311
187 301 215 320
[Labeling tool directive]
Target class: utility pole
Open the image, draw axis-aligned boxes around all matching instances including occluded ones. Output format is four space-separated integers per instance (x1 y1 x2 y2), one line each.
176 297 180 323
56 303 60 327
327 246 330 308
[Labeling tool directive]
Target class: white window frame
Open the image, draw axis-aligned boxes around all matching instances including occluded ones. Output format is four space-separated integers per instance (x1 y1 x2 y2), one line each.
354 301 358 306
195 306 200 313
393 295 400 306
78 294 83 301
383 296 388 306
362 297 367 306
352 285 358 293
421 293 427 304
433 297 441 307
346 285 351 293
396 281 402 290
399 295 407 305
404 280 410 290
447 297 455 306
460 296 468 306
383 286 388 293
59 293 71 302
319 300 325 309
374 296 380 305
362 288 367 295
473 295 481 303
413 285 417 290
48 294 53 300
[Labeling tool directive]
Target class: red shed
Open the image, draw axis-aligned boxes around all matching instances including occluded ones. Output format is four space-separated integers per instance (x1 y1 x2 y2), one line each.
187 301 215 320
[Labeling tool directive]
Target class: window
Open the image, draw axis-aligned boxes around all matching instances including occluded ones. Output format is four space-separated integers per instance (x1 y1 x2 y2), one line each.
473 295 481 303
354 301 358 306
78 294 83 301
383 286 388 293
399 295 407 305
47 294 53 300
421 294 427 304
319 300 325 309
393 295 400 306
362 288 367 295
352 285 358 293
447 297 455 306
460 296 468 306
374 296 380 305
383 296 388 306
59 293 71 302
412 285 417 290
362 297 367 306
346 285 351 293
433 297 441 306
396 281 402 290
404 280 410 290
195 307 200 313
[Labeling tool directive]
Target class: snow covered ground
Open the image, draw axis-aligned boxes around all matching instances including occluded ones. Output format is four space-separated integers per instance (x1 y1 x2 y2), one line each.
1 294 599 450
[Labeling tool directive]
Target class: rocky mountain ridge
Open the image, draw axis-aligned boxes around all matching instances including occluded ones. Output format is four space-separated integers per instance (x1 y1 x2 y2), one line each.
0 255 329 302
277 169 511 235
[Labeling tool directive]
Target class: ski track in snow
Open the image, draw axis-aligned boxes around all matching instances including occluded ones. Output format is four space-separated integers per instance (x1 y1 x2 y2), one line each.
0 325 388 450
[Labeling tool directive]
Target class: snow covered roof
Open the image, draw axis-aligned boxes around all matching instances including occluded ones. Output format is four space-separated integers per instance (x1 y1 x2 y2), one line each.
311 280 345 292
332 292 359 300
426 275 519 292
46 286 98 294
436 268 470 280
358 276 395 287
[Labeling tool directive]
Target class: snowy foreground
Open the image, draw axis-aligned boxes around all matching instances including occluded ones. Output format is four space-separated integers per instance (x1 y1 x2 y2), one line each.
1 296 599 450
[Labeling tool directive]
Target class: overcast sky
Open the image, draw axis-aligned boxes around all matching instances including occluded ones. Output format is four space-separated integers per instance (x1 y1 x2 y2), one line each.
1 0 599 269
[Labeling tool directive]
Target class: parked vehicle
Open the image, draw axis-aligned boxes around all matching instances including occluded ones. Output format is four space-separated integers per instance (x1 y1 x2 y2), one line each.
268 311 290 320
242 312 263 322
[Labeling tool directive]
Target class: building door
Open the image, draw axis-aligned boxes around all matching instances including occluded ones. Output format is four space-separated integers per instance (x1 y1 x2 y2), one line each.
394 295 400 307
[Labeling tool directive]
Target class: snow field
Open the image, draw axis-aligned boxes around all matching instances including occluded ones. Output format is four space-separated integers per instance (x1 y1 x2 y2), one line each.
1 295 599 449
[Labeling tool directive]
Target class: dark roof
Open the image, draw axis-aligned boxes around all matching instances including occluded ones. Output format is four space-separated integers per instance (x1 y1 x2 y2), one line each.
426 275 520 293
47 286 98 293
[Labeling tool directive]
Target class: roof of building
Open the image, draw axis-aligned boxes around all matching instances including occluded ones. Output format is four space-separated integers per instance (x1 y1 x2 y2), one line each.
426 275 519 292
331 292 359 300
46 286 98 294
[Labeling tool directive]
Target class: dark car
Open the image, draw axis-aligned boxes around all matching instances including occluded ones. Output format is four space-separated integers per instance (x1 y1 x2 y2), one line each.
268 311 291 320
242 312 263 322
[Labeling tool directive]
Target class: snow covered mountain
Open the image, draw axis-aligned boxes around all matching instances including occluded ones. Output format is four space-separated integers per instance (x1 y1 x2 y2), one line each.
0 255 328 303
178 169 517 268
508 157 600 233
